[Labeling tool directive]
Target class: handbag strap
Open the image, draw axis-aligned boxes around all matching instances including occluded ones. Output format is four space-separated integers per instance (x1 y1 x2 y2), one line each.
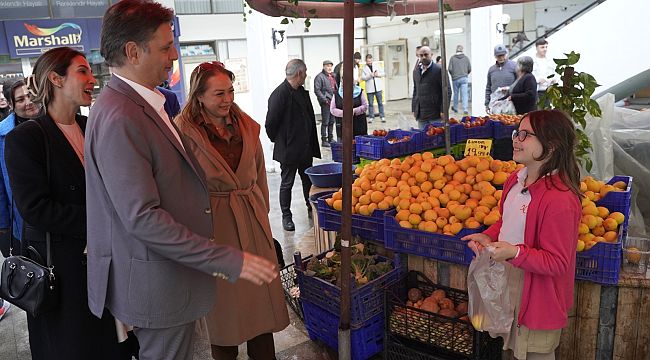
28 120 54 273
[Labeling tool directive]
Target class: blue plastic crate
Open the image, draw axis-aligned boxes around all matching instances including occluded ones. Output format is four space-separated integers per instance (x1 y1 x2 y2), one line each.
330 141 360 164
302 300 385 360
317 193 389 241
383 210 485 265
296 249 404 325
415 125 446 151
355 129 419 160
431 121 462 145
595 176 633 237
456 119 494 143
491 120 517 140
575 241 622 285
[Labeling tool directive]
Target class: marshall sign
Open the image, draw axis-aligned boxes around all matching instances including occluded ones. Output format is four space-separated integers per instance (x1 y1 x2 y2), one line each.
4 19 91 58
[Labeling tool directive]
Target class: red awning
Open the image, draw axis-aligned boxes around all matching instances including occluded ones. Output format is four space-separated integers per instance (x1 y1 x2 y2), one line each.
246 0 531 18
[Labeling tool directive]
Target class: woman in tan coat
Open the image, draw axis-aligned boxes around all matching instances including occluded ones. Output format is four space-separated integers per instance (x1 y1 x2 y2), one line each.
175 61 289 360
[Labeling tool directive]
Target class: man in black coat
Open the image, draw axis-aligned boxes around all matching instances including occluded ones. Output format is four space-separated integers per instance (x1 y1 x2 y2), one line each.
412 46 451 130
266 59 321 231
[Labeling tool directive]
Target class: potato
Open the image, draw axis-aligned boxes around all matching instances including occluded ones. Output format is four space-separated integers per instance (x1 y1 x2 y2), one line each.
431 289 446 302
408 288 423 302
456 301 468 314
438 308 458 318
420 299 440 314
439 297 455 310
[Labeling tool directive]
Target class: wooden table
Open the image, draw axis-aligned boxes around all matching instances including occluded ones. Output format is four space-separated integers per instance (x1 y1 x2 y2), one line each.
407 256 650 360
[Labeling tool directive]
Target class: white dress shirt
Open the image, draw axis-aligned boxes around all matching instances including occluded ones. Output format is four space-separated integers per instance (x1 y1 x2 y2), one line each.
112 73 185 151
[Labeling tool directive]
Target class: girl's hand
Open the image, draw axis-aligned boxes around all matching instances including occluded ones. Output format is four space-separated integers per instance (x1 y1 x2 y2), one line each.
487 241 519 262
461 233 492 256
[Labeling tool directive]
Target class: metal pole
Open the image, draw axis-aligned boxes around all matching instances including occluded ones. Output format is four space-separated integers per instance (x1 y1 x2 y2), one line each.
338 0 353 359
438 0 451 154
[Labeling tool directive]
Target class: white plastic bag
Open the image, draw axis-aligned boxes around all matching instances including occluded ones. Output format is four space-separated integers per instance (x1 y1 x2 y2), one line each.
489 87 516 115
467 248 513 334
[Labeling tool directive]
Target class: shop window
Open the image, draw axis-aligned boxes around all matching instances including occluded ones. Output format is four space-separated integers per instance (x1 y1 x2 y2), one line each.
174 0 243 14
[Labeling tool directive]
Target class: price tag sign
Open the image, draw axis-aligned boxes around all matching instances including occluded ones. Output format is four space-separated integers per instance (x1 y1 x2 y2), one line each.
464 139 492 158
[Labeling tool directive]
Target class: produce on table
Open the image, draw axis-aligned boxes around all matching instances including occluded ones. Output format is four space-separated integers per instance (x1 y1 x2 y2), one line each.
304 236 394 286
372 129 388 137
487 114 522 125
325 153 523 235
576 176 627 252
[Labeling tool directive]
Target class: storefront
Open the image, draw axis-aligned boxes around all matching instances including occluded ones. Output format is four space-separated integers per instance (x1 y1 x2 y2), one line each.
0 1 186 103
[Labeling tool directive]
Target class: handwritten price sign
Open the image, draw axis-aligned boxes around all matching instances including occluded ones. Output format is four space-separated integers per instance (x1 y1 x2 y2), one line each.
464 139 492 158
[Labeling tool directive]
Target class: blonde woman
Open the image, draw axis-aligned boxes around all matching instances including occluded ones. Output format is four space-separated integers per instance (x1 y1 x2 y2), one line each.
175 61 289 360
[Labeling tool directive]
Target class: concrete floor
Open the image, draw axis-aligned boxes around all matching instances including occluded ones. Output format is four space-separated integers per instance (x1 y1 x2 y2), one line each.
0 98 471 359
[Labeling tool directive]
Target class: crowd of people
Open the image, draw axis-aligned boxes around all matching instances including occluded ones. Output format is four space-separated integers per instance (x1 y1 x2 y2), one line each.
0 0 567 358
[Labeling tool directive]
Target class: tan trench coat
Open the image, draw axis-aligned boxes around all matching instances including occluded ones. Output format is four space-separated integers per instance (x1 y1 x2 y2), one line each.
176 106 289 346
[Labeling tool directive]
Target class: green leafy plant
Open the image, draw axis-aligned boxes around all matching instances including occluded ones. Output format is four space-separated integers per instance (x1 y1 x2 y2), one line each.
242 0 315 30
539 51 601 172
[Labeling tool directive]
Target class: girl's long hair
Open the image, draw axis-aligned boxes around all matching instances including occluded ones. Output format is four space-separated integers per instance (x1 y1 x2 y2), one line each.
526 109 581 196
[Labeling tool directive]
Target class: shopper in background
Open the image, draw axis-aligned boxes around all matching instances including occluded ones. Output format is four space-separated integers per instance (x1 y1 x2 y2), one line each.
413 45 423 72
448 45 472 115
334 51 362 86
412 46 451 130
313 59 337 146
361 53 385 123
5 46 121 360
463 110 581 360
266 59 321 232
0 79 41 258
435 55 442 65
0 83 10 121
506 56 538 115
175 61 289 360
532 39 556 108
331 64 368 139
485 44 517 113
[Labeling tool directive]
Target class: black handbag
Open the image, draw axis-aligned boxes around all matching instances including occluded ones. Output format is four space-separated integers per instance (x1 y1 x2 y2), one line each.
0 120 58 317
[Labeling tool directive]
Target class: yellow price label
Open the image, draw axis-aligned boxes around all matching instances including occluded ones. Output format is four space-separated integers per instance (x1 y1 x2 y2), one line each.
464 139 492 158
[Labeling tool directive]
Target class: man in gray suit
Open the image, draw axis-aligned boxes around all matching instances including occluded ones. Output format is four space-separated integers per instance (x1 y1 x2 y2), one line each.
85 1 278 359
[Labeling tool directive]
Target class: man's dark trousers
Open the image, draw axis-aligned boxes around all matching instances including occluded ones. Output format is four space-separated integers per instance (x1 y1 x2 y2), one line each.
280 161 313 218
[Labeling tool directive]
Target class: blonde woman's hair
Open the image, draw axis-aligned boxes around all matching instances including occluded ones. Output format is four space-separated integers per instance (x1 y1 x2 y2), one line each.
27 46 85 108
179 62 238 124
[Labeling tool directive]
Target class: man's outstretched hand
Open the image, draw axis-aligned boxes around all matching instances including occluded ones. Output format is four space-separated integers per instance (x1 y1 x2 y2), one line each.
239 251 278 285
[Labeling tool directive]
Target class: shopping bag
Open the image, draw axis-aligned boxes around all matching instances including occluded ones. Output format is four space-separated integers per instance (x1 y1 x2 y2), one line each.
467 248 513 334
488 88 516 115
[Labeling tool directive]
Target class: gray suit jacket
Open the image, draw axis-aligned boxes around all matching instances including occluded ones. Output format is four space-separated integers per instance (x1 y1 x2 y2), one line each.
85 76 243 329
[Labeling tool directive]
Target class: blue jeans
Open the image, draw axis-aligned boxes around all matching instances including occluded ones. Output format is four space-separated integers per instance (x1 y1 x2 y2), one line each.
366 91 385 119
452 76 469 113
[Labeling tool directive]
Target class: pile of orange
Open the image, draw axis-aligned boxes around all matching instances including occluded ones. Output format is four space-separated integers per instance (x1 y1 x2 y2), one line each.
576 177 627 252
324 153 523 236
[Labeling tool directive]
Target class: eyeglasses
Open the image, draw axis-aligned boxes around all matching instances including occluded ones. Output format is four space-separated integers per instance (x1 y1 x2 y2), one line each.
512 129 536 142
196 61 225 74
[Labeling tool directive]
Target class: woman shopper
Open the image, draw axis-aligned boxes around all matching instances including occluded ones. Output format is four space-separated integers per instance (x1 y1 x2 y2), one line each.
330 65 368 140
4 47 121 360
175 61 289 360
506 56 538 115
462 110 582 360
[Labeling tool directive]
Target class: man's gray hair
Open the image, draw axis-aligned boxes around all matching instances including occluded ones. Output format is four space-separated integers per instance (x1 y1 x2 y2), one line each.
286 59 307 77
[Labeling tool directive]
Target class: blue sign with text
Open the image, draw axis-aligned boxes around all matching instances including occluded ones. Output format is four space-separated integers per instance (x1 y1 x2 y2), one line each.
4 19 91 59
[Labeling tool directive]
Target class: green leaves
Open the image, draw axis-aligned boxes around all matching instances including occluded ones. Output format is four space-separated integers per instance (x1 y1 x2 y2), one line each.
280 17 289 24
544 52 601 173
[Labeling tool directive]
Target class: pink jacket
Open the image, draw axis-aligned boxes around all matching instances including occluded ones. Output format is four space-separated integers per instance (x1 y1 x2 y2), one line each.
483 170 581 330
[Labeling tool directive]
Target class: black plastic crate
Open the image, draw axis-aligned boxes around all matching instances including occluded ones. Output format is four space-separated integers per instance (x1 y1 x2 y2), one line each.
280 263 303 320
385 271 502 360
385 333 503 360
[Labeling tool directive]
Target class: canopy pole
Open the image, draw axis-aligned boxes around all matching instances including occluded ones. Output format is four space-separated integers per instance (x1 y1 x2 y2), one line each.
438 0 451 154
338 0 354 359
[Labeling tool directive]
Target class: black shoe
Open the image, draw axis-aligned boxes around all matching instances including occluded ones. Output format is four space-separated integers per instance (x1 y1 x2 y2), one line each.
282 217 295 231
451 107 458 113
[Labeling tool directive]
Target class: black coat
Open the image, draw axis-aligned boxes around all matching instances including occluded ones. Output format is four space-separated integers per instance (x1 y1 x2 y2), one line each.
4 114 120 360
266 79 321 165
412 63 452 121
510 72 538 115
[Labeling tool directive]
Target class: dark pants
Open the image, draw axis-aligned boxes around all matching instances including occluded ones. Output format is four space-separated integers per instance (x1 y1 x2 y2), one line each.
211 333 276 360
280 161 312 218
320 104 334 142
537 90 550 109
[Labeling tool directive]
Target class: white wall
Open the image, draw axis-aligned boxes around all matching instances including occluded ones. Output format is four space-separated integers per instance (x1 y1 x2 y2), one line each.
512 0 650 98
179 14 246 42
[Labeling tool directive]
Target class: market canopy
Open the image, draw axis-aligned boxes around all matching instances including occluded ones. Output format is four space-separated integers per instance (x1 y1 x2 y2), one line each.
246 0 532 18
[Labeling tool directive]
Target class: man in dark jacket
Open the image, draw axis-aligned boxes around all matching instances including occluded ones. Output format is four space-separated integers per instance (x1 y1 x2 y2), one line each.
266 59 321 231
448 45 471 115
412 46 451 130
313 60 336 146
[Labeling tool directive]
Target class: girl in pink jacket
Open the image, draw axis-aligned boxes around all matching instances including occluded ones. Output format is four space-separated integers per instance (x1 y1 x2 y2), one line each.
463 110 582 360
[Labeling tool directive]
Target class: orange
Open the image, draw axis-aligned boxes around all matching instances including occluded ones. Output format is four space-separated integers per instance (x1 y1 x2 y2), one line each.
399 220 412 229
437 155 451 166
398 190 412 200
438 193 450 206
435 207 450 219
408 213 422 225
409 203 423 215
378 200 391 210
374 181 387 192
466 167 478 176
581 214 598 229
370 191 385 203
398 199 411 211
476 159 490 172
423 209 437 222
603 231 618 243
423 221 438 233
396 209 410 221
433 179 446 190
608 212 625 225
385 186 399 198
333 199 343 211
444 163 459 176
420 181 433 193
368 203 378 214
422 151 434 160
466 219 481 229
359 194 371 206
492 171 509 185
427 196 441 208
435 217 448 228
407 177 418 186
483 212 500 226
465 198 479 209
449 189 462 201
578 223 590 235
603 218 618 231
420 162 432 173
420 201 432 211
592 225 605 237
450 223 463 235
490 159 504 172
386 177 398 187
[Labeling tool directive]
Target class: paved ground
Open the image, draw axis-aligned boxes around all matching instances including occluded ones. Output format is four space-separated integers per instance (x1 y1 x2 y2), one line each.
0 98 471 359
